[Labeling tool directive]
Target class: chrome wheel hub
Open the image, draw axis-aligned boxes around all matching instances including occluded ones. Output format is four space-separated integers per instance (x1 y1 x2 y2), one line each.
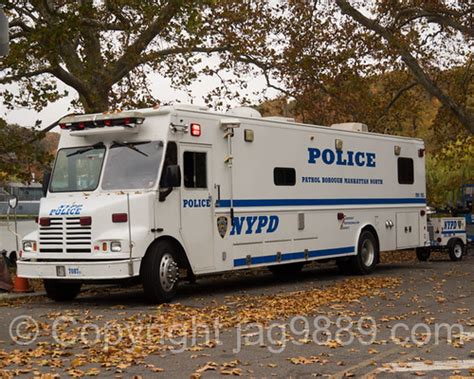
454 245 462 258
361 239 375 267
159 253 179 292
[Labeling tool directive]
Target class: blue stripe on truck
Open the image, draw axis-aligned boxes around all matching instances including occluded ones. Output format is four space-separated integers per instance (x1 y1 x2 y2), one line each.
233 245 355 267
218 198 426 208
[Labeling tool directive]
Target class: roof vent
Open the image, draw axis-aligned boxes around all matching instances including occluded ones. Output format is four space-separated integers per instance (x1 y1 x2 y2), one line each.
264 116 295 123
330 122 368 132
226 107 261 118
174 104 209 112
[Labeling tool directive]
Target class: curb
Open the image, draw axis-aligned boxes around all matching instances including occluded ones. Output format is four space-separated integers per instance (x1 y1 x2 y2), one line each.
0 291 46 300
0 284 122 301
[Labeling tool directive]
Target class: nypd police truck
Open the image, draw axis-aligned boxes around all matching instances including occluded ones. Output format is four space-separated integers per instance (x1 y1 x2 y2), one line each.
18 105 431 303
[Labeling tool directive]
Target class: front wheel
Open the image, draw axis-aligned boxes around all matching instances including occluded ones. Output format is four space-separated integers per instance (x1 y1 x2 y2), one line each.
350 230 379 275
141 240 179 303
448 239 464 262
44 280 82 302
416 247 431 262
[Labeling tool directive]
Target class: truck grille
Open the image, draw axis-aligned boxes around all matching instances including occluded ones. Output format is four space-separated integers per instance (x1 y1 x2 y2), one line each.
39 217 92 253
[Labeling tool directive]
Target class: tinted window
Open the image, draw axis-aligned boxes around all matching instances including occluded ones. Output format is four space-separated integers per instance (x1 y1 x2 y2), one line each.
398 157 414 184
274 167 296 186
184 152 207 188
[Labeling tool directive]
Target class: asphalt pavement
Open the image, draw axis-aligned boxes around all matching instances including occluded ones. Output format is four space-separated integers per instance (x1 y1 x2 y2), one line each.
0 250 473 378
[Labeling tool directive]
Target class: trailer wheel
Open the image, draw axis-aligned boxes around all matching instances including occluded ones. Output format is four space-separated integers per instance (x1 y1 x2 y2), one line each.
44 280 82 302
268 262 304 278
350 230 379 275
416 247 431 262
141 240 179 303
448 239 464 262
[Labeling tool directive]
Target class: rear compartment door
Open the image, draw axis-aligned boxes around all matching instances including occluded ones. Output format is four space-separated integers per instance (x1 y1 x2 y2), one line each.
396 212 420 248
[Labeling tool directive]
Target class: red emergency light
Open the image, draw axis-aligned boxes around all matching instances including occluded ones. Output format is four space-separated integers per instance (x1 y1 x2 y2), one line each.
190 123 201 137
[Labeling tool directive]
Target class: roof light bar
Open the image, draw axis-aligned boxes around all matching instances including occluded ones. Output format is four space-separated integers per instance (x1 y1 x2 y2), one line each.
59 116 145 131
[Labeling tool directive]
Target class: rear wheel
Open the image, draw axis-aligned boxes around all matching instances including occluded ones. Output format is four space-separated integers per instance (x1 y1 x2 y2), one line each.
268 262 304 278
448 239 464 262
44 280 82 302
416 247 431 262
141 240 179 303
349 230 379 275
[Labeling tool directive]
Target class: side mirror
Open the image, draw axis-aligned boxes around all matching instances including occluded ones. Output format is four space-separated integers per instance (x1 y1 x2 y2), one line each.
42 169 52 196
164 165 181 188
8 195 18 209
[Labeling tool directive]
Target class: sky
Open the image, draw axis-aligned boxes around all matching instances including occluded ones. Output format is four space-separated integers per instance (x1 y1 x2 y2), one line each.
0 66 278 130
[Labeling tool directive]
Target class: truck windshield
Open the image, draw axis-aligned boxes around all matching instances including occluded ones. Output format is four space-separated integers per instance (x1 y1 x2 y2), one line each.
50 144 106 192
102 141 163 190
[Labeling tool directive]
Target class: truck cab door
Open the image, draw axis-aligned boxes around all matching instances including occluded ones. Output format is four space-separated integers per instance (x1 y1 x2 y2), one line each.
179 144 215 272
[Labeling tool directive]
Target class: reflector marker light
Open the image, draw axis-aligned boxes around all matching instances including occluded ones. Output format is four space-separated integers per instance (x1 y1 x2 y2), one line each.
39 217 51 226
112 213 128 223
80 216 92 226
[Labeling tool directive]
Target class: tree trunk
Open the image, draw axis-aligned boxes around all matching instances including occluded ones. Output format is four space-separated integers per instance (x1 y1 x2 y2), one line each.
80 87 110 114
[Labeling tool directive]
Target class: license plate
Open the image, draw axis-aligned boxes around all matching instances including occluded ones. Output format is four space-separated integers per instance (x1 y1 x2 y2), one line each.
67 267 82 276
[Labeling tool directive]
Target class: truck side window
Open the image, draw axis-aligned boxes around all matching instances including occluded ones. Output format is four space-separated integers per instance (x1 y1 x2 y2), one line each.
398 157 414 184
159 142 178 187
183 152 207 188
274 167 296 186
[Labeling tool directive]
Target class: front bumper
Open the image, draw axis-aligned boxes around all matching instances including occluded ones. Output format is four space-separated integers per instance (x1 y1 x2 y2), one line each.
17 258 141 280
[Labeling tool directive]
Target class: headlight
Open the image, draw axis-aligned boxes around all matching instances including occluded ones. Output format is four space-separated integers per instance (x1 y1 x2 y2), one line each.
110 241 122 252
22 241 35 253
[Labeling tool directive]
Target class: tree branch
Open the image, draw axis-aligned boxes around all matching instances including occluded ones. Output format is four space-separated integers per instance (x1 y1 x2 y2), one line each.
395 8 474 37
0 68 52 84
138 45 229 65
107 0 185 85
335 0 474 134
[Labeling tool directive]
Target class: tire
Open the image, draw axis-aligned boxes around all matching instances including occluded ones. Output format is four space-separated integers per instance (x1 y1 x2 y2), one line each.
141 240 179 303
349 230 379 275
44 280 82 302
416 247 431 262
268 262 304 278
448 239 464 262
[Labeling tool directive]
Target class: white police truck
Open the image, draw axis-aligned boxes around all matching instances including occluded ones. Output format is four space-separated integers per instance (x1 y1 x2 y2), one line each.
18 105 429 302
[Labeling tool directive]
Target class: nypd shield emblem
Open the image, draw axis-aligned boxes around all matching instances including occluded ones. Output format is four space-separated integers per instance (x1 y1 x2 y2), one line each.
217 216 228 238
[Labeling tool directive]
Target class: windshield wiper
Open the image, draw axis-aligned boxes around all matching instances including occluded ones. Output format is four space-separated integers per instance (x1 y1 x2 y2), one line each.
112 141 149 157
67 142 104 157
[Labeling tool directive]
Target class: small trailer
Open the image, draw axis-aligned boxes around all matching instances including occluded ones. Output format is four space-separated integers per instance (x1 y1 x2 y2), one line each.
17 105 429 303
416 214 467 262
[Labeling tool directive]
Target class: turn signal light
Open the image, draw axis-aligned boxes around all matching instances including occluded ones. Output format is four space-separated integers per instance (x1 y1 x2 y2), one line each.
80 216 92 226
39 217 51 226
112 213 128 223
